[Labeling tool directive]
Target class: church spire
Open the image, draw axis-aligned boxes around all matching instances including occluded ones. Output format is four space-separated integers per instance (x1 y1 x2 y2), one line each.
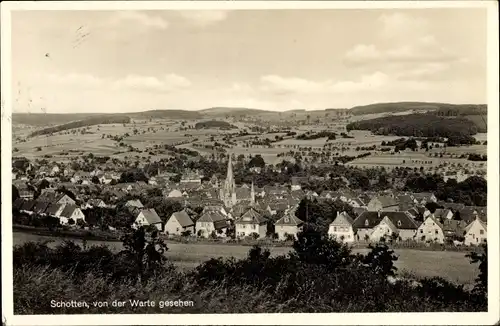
226 155 233 183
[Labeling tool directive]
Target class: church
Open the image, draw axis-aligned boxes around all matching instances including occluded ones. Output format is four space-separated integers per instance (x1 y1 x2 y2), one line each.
219 156 255 208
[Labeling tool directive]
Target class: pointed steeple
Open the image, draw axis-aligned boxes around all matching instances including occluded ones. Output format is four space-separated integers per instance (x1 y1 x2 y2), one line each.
226 155 233 183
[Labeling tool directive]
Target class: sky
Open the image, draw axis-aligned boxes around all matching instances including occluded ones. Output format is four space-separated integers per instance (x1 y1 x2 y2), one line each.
11 8 487 113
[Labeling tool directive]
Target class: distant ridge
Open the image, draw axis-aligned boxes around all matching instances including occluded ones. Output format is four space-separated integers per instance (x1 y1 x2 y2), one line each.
200 107 275 116
12 102 487 129
349 102 487 116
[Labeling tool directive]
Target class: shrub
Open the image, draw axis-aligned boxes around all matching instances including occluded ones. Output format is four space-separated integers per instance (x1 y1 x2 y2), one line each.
466 244 487 296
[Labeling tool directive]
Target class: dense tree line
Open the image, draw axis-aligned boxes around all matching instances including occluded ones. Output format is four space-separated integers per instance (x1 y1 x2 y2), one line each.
296 131 337 140
349 102 486 116
404 174 487 206
29 115 131 137
346 114 478 141
194 120 237 130
468 154 487 161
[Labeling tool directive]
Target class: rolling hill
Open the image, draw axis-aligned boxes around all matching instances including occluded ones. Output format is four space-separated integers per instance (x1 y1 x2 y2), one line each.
349 102 486 115
349 102 488 132
200 107 275 117
346 113 479 142
12 113 107 127
128 109 202 120
28 115 131 137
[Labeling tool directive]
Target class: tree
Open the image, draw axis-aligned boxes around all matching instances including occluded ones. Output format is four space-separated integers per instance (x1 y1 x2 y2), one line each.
291 227 353 269
91 176 100 184
12 185 20 202
466 244 487 296
248 155 266 169
361 243 398 277
120 227 169 283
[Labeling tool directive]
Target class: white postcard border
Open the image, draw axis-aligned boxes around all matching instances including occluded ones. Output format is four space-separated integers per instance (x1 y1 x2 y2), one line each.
1 1 499 325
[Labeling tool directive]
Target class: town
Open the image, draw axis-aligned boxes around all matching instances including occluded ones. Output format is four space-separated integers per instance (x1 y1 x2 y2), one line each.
8 7 492 316
12 107 487 249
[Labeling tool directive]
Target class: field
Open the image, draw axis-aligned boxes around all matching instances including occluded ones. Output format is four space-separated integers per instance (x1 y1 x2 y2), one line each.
12 114 487 172
13 232 479 285
12 121 223 161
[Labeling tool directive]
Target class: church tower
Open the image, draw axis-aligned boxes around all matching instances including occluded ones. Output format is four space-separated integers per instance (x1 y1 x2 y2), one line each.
220 155 237 207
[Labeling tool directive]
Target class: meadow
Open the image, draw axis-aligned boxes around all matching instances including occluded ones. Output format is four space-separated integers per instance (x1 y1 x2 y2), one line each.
13 232 478 285
12 117 487 169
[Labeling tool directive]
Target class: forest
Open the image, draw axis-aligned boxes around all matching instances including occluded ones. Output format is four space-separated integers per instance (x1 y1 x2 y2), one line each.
346 114 478 144
28 115 131 137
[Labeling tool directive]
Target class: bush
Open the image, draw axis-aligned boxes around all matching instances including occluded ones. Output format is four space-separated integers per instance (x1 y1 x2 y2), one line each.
12 226 488 314
181 230 192 237
466 244 487 296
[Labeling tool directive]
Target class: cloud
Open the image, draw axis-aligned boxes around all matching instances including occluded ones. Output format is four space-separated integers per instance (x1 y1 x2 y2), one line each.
35 72 191 93
108 11 169 30
112 74 191 92
260 75 333 94
43 73 106 88
260 72 393 95
378 12 429 41
345 36 459 66
229 82 253 93
343 12 466 83
179 10 229 27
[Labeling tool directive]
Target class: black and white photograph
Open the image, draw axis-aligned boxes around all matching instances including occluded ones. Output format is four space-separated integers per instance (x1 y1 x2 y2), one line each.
1 1 499 325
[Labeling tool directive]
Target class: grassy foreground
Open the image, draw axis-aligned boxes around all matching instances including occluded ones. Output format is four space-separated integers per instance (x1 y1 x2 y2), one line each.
13 227 487 314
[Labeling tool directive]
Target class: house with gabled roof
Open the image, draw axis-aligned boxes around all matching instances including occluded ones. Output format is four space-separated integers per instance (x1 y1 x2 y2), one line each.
167 189 184 198
195 210 228 238
412 192 437 205
358 193 371 206
59 204 85 225
164 210 195 236
397 195 415 211
265 199 289 216
133 208 163 231
464 216 487 246
202 205 228 217
275 213 303 241
442 219 467 240
369 215 399 242
235 207 268 239
353 211 420 241
45 203 65 218
13 198 25 211
20 200 37 214
352 207 367 218
459 206 486 225
429 208 454 221
33 201 51 216
416 214 445 243
229 202 252 220
37 191 76 206
367 196 399 212
328 211 355 243
125 199 144 209
83 199 107 209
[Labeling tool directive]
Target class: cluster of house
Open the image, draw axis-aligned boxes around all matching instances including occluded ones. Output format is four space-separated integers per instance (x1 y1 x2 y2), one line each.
130 189 487 247
13 158 487 246
13 189 86 225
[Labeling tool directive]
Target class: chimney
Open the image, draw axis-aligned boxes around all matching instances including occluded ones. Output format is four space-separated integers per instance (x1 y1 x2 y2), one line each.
378 209 381 218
